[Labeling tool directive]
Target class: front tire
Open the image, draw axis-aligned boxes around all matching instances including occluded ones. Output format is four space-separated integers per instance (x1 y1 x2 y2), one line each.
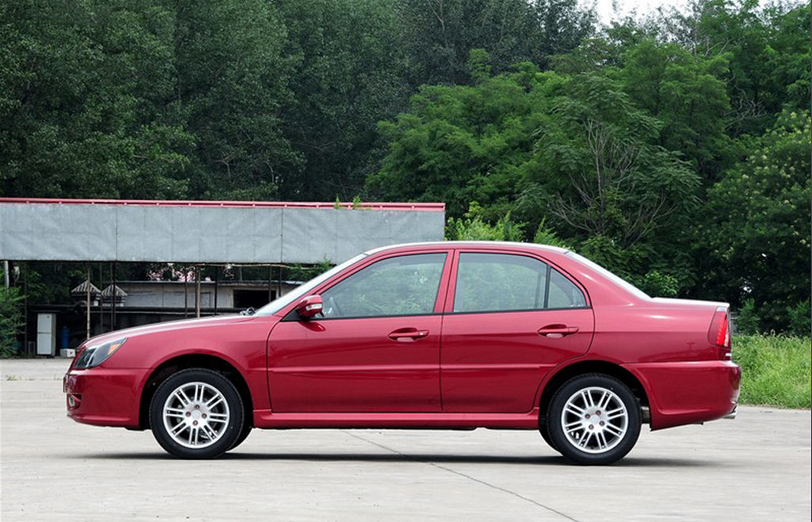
547 374 641 465
150 369 244 459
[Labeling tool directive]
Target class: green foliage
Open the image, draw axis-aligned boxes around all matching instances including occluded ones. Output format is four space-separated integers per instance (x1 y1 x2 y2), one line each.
285 260 334 282
532 219 571 249
735 299 761 335
351 195 362 209
177 0 296 200
446 204 525 241
394 0 595 86
787 300 811 338
618 39 733 180
702 110 811 332
0 275 23 357
368 62 559 217
635 270 680 298
734 335 811 409
275 0 410 199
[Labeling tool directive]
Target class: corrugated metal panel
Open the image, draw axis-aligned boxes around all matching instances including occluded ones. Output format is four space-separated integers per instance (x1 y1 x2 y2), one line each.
0 199 445 263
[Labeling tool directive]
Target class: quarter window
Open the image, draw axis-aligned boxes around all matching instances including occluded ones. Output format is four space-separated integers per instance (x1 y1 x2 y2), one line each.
548 268 587 308
453 253 586 313
320 253 446 319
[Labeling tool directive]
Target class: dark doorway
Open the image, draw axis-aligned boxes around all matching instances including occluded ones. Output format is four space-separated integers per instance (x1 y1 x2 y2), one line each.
233 289 275 309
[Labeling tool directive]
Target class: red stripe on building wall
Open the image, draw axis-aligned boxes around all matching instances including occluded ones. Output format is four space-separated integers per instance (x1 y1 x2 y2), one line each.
0 197 445 212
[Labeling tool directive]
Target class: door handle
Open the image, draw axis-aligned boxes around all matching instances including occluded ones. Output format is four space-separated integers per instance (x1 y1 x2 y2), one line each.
538 324 579 338
388 328 429 342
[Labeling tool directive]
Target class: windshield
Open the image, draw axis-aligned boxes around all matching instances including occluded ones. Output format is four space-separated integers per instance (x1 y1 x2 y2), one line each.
565 251 650 300
254 254 367 316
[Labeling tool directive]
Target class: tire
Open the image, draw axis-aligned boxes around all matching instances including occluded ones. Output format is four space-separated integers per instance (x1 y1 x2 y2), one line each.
150 368 244 459
547 374 641 465
228 423 253 452
539 421 560 454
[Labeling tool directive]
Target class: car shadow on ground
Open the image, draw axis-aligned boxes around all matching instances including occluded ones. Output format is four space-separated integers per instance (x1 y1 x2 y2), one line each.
69 452 719 467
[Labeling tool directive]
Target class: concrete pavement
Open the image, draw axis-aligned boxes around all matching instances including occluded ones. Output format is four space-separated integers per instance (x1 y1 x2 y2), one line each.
1 358 809 522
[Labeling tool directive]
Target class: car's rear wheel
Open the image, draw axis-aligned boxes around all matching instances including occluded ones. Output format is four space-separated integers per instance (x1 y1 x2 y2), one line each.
150 369 244 459
547 374 641 465
539 421 560 454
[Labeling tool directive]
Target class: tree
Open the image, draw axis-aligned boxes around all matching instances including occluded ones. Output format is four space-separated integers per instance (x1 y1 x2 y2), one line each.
0 0 193 199
368 57 560 218
174 0 297 200
651 0 810 136
701 110 811 332
618 39 732 182
527 74 700 278
274 0 410 200
0 276 23 357
394 0 595 86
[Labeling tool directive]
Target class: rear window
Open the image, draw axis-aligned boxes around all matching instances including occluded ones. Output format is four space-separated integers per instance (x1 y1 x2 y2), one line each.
565 251 650 299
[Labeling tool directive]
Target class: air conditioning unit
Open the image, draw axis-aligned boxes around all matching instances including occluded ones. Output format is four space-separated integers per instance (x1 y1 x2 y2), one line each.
37 313 57 356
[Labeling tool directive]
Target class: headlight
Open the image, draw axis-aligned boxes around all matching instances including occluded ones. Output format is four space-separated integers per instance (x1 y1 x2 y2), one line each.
74 338 128 369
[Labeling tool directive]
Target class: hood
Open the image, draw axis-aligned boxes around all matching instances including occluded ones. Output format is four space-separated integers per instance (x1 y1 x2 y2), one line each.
81 314 258 347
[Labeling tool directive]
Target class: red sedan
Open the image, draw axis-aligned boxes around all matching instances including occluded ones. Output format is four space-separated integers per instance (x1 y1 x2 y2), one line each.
64 242 740 464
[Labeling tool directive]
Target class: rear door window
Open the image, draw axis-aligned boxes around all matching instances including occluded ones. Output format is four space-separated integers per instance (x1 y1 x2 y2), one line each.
453 252 586 313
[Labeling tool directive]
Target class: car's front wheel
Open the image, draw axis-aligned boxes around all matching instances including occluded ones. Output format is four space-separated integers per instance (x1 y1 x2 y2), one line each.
547 374 641 465
150 369 244 459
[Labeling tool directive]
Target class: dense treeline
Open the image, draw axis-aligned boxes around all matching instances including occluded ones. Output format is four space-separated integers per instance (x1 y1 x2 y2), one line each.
0 0 809 334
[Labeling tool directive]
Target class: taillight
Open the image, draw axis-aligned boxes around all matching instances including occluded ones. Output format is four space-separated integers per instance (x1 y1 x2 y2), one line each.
708 307 732 359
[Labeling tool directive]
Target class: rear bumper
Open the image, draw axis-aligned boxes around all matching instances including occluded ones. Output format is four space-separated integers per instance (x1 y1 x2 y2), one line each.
624 360 741 430
63 367 147 428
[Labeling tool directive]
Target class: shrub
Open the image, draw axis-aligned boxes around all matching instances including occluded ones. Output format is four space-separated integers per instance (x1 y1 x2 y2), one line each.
734 335 811 409
0 278 24 358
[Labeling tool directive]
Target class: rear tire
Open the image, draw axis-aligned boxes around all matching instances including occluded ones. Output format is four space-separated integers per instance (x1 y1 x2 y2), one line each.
150 369 244 459
547 374 641 465
539 421 560 454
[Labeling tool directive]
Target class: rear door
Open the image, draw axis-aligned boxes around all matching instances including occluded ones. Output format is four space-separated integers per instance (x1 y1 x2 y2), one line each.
440 250 594 413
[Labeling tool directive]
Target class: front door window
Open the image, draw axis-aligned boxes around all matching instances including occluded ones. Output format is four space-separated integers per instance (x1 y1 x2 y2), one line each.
321 253 447 319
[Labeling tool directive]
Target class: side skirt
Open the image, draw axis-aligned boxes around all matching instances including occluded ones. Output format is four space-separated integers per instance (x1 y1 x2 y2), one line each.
253 408 540 430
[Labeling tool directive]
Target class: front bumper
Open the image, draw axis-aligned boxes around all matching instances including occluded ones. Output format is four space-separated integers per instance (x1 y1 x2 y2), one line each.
64 367 148 428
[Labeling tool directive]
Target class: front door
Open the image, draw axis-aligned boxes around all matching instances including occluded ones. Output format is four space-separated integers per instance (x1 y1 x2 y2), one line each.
267 251 450 412
441 251 595 413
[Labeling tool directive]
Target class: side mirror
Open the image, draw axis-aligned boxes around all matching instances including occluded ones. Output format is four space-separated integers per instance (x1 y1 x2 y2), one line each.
295 295 323 319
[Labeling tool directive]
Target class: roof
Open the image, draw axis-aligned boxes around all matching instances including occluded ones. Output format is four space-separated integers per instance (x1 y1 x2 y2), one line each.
0 197 444 212
100 284 128 297
364 241 570 256
70 280 101 295
0 197 445 263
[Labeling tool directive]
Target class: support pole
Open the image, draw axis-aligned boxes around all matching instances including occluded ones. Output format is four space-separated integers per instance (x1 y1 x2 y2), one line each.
268 265 273 303
111 262 117 330
213 267 219 315
184 268 189 318
3 260 8 288
98 263 103 333
195 266 201 318
277 265 283 301
86 265 91 340
23 262 28 355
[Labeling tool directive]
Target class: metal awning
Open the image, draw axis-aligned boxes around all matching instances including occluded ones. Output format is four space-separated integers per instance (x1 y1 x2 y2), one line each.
0 198 445 264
